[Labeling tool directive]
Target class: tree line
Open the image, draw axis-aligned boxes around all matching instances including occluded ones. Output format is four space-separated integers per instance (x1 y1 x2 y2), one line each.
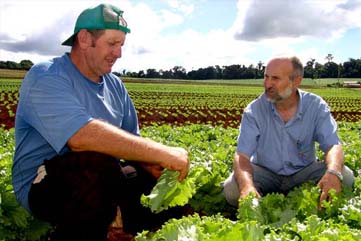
0 60 33 70
1 56 361 80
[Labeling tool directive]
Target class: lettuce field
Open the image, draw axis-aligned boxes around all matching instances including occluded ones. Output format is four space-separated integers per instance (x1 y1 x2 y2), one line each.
0 79 361 240
1 80 361 129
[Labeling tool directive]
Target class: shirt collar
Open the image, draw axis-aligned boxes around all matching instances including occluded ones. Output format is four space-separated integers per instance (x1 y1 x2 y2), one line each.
295 89 303 119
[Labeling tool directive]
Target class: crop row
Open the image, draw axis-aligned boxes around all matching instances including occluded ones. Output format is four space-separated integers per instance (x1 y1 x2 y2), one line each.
1 83 361 129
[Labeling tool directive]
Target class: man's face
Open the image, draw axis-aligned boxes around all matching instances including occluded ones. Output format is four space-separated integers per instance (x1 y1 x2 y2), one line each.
263 59 295 103
86 29 126 77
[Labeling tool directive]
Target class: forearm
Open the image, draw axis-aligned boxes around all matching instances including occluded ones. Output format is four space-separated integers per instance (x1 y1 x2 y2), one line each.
233 152 254 190
68 119 178 167
324 144 344 172
318 144 344 205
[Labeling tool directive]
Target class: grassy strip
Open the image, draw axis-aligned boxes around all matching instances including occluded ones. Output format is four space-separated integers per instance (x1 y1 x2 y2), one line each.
1 69 360 87
0 69 28 79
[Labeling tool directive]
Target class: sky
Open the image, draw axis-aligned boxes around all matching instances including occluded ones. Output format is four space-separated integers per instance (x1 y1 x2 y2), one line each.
0 0 361 73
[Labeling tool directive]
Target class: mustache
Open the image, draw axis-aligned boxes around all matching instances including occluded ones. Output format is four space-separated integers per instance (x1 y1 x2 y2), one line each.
265 87 274 92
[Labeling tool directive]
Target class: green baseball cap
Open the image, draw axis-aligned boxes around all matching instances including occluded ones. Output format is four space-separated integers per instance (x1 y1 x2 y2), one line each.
62 3 131 46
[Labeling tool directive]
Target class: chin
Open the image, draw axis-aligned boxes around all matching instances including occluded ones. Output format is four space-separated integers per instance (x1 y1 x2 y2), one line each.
103 67 113 74
266 97 276 103
266 94 275 102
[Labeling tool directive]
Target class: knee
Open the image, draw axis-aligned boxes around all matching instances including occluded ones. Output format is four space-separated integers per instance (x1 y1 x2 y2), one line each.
342 165 355 187
221 173 240 207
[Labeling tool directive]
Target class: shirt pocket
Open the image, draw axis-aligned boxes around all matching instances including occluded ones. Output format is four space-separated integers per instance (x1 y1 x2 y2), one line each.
296 139 314 161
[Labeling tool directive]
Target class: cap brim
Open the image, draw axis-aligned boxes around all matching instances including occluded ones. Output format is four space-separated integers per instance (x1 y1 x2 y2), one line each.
62 34 75 46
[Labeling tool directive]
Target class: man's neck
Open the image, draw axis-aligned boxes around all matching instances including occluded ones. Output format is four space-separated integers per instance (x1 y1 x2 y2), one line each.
69 50 101 83
275 91 299 123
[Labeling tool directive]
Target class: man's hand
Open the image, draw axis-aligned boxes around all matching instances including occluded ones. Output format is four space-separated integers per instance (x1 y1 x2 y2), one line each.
161 147 190 181
239 184 261 199
140 163 164 178
317 172 342 208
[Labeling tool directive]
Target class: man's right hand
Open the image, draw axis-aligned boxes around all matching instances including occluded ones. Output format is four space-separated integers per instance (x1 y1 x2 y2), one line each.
239 184 261 199
162 147 190 181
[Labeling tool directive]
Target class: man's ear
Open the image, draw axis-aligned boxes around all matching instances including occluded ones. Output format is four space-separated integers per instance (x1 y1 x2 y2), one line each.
294 76 302 88
76 29 92 49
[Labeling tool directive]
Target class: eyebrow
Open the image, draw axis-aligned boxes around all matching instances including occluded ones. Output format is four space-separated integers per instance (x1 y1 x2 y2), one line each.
264 74 280 79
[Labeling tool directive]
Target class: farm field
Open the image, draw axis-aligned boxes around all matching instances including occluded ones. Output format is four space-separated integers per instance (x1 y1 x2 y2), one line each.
1 123 361 240
0 77 361 240
1 79 361 129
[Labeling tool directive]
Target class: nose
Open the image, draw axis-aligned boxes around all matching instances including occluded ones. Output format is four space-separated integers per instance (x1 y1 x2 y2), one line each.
113 46 122 58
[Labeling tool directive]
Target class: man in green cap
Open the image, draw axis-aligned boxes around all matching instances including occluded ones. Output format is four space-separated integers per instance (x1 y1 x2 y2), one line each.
13 4 190 241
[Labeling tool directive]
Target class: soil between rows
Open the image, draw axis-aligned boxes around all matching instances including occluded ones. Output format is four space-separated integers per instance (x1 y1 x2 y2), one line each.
1 105 360 130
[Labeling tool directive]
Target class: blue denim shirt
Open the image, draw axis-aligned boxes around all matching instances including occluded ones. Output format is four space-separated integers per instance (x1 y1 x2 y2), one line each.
13 54 139 211
237 89 340 175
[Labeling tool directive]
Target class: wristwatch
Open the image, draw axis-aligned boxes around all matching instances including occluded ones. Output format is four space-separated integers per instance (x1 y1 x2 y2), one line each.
326 169 343 182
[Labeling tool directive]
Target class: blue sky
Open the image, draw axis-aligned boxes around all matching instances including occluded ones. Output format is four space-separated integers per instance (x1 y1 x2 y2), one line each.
0 0 360 73
142 0 238 34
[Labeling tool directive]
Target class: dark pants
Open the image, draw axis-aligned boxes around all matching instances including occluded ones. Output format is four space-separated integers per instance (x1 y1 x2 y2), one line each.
28 151 184 241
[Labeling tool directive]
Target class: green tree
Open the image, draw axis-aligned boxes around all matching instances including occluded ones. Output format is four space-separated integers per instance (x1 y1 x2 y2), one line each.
223 65 242 79
342 58 361 78
304 58 315 79
137 70 146 78
323 61 339 78
256 61 264 78
145 68 160 78
325 53 333 63
19 60 33 70
214 65 223 79
172 66 187 79
5 61 19 69
314 62 323 79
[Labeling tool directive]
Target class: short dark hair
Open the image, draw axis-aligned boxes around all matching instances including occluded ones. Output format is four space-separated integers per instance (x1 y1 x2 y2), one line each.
72 29 104 47
87 29 105 39
87 30 105 47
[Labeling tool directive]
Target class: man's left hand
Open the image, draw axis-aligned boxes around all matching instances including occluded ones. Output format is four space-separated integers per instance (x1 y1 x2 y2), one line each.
141 163 164 178
317 172 342 208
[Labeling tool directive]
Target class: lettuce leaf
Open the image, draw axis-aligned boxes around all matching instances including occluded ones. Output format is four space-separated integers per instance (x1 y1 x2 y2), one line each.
141 169 196 213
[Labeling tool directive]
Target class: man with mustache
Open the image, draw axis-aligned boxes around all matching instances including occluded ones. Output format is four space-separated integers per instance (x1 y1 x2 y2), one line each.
12 4 189 241
222 56 354 208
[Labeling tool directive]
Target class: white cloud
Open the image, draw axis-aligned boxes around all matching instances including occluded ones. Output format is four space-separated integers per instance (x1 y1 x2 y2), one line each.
1 0 360 73
234 0 361 41
89 0 360 72
115 0 257 72
0 0 135 51
0 49 52 64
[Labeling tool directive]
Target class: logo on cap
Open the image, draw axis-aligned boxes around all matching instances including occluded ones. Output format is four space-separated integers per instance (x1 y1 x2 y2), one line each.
62 4 130 46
